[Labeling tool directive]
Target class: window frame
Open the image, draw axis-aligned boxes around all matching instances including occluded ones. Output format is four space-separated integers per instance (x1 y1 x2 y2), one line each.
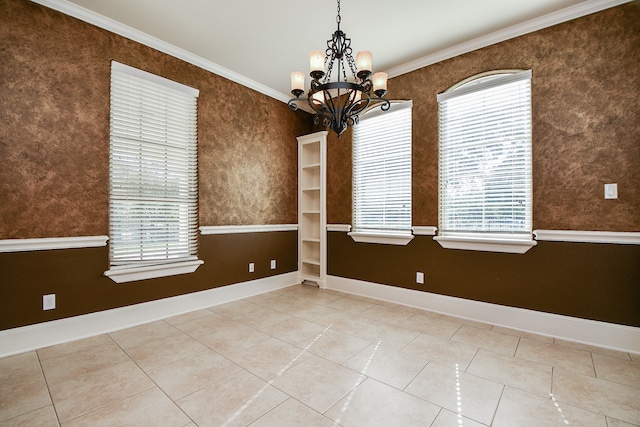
104 61 203 283
435 70 536 254
349 101 414 246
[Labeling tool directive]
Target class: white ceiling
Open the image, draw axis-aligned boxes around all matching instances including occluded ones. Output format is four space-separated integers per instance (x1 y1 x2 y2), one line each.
47 0 623 101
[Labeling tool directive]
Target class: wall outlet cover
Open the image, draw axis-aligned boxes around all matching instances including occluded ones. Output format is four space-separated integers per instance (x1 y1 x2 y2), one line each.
249 262 255 273
270 259 276 269
43 294 56 310
416 272 424 284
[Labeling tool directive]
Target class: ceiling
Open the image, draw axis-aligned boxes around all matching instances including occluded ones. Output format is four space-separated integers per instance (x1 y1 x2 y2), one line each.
43 0 622 102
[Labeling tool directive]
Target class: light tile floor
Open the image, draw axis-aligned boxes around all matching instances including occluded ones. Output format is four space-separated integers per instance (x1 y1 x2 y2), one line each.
1 284 639 426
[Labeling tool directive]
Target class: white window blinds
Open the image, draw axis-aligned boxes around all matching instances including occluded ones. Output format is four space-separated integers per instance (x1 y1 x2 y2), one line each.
353 101 412 233
437 70 532 237
109 62 199 266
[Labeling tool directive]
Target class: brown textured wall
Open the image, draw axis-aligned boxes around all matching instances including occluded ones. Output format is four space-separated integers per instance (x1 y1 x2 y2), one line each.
328 233 640 327
324 4 640 328
0 0 311 331
0 0 311 239
0 232 298 330
327 4 640 231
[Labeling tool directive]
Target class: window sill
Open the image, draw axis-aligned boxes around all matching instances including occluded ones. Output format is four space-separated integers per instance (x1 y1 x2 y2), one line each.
434 235 536 254
348 231 414 246
104 259 204 283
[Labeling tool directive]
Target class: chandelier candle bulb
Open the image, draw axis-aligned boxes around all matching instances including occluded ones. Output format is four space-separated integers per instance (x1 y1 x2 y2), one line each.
356 51 373 75
309 50 326 77
373 72 388 96
290 71 305 95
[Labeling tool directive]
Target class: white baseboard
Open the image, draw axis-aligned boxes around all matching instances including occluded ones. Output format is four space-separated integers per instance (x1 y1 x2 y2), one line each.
326 275 640 354
0 272 299 358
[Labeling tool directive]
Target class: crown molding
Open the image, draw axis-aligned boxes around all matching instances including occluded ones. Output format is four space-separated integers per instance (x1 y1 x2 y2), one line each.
32 0 631 105
30 0 291 104
386 0 633 78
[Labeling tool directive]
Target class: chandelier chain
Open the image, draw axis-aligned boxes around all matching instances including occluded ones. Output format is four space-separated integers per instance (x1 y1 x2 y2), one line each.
336 0 341 25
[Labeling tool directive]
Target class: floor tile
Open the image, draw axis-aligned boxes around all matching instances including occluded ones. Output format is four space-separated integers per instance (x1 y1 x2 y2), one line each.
359 305 413 325
40 341 130 386
300 328 371 364
342 342 427 390
406 362 503 425
177 369 287 427
430 408 488 427
354 321 420 350
37 335 113 361
554 338 632 360
325 378 440 427
208 300 262 318
516 337 595 377
606 417 640 427
62 387 190 427
226 337 313 381
466 348 552 397
491 325 554 344
197 322 271 357
552 368 640 425
324 297 376 314
593 352 640 387
146 349 242 400
249 398 334 427
304 292 344 306
257 317 326 345
402 333 478 370
492 386 607 427
172 311 239 338
313 310 371 335
400 313 462 339
0 405 59 427
124 332 207 371
231 305 293 329
451 325 520 356
439 314 492 330
253 295 304 313
49 360 154 422
108 321 182 350
284 302 339 321
164 309 218 326
0 353 51 423
271 355 364 413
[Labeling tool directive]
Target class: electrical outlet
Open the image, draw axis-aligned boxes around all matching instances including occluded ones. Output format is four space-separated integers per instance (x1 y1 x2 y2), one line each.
270 259 276 270
249 262 255 273
43 294 56 311
416 272 424 284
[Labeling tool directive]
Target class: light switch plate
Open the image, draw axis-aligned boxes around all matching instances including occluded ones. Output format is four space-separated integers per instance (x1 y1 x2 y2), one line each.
249 262 255 273
416 272 424 284
604 183 618 199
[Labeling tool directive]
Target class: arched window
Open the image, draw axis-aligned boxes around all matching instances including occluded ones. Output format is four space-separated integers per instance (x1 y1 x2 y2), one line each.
436 70 535 253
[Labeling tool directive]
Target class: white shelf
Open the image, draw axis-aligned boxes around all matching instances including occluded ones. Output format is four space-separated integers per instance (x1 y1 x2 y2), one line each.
297 131 327 288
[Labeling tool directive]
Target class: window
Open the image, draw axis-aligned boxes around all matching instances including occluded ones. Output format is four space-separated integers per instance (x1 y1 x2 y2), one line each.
104 62 202 283
436 70 536 253
349 101 413 245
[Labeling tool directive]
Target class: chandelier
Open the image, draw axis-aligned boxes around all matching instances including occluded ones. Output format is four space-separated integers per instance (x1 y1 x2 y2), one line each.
288 0 390 137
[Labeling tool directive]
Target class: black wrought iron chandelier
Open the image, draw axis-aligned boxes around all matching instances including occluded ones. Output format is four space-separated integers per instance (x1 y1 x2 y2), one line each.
288 0 390 137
